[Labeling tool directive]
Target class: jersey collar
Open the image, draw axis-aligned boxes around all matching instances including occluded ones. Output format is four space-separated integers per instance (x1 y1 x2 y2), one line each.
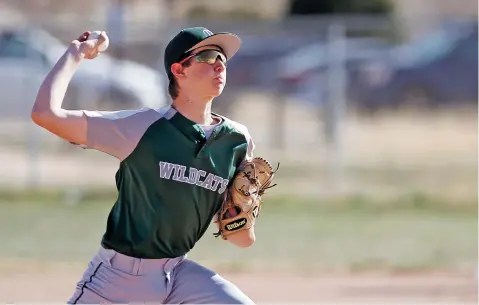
167 107 226 142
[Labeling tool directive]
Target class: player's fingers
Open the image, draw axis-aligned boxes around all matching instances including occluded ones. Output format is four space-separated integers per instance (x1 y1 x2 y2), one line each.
84 49 100 60
76 31 90 43
70 31 89 47
97 31 107 44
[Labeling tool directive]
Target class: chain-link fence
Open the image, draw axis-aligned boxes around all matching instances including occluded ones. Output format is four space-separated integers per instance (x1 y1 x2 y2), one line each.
0 3 476 200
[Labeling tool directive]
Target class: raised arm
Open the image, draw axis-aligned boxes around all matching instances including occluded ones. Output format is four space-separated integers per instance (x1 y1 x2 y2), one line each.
31 31 105 146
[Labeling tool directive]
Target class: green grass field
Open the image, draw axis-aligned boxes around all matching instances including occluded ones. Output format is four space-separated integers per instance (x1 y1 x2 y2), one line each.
1 193 476 274
0 109 477 302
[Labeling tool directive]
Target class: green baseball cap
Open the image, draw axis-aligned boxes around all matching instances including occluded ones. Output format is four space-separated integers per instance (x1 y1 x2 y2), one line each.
164 27 242 80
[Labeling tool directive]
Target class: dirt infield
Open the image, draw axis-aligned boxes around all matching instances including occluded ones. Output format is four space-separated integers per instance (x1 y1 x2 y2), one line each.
0 261 477 303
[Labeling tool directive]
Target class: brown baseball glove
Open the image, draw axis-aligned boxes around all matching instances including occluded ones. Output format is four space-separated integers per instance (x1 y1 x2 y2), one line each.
214 157 279 240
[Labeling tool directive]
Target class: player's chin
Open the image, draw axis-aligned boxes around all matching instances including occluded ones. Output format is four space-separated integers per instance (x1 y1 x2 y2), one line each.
210 84 225 97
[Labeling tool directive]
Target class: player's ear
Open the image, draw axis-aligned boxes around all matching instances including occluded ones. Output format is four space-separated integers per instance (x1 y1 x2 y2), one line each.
171 63 187 79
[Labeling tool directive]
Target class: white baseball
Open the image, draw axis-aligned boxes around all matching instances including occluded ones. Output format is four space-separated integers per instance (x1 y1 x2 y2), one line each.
87 30 109 52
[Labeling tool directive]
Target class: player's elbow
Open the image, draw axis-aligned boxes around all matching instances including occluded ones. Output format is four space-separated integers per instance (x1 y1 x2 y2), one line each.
31 97 54 125
31 107 57 129
31 108 49 127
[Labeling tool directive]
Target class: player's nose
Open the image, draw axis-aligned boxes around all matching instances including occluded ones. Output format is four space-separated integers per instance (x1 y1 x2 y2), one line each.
214 59 225 73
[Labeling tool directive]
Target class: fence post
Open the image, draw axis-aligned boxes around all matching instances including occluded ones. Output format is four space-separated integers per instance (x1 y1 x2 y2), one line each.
272 92 287 150
25 26 41 189
324 21 347 195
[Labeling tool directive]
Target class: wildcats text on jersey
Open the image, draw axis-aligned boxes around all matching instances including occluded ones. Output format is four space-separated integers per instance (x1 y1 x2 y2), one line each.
159 161 229 194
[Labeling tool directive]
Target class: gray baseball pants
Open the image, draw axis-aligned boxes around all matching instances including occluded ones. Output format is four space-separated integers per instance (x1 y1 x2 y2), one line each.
67 247 254 304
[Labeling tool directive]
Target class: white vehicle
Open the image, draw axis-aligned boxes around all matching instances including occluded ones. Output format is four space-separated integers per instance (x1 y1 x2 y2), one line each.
0 27 169 118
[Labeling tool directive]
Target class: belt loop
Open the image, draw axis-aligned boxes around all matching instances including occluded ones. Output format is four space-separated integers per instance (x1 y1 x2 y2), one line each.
138 258 144 275
133 258 140 275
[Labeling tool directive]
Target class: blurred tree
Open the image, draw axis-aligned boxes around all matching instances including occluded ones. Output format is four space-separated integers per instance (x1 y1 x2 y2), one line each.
288 0 394 15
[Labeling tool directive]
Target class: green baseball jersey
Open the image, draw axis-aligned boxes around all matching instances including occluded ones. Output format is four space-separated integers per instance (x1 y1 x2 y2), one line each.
79 106 255 259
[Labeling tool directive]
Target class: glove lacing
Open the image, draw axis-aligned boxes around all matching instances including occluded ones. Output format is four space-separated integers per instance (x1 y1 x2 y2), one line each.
213 160 280 238
243 161 280 197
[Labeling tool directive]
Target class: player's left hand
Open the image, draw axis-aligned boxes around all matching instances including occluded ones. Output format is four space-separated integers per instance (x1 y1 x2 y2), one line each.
214 157 279 239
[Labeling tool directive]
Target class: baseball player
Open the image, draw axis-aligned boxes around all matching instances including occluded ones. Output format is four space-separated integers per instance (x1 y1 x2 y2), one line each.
31 27 277 304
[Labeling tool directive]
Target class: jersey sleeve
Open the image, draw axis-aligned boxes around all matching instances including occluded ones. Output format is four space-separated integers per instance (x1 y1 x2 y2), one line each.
77 108 161 161
226 119 255 162
244 129 255 161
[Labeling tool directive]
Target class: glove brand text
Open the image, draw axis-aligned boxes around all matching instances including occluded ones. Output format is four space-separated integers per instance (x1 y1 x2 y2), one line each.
225 218 247 231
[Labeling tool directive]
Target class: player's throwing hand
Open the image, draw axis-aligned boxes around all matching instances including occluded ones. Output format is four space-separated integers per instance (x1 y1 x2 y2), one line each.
70 31 108 60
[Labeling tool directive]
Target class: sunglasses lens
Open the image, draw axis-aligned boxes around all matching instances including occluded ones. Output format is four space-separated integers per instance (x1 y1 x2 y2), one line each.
196 50 226 65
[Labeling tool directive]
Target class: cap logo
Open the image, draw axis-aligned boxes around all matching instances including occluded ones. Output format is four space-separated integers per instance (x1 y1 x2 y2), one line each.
203 29 214 37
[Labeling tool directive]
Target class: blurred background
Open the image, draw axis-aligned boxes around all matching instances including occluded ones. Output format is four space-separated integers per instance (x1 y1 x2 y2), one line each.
0 0 477 303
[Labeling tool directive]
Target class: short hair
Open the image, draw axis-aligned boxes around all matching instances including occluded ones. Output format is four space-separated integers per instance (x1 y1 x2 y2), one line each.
168 56 192 100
